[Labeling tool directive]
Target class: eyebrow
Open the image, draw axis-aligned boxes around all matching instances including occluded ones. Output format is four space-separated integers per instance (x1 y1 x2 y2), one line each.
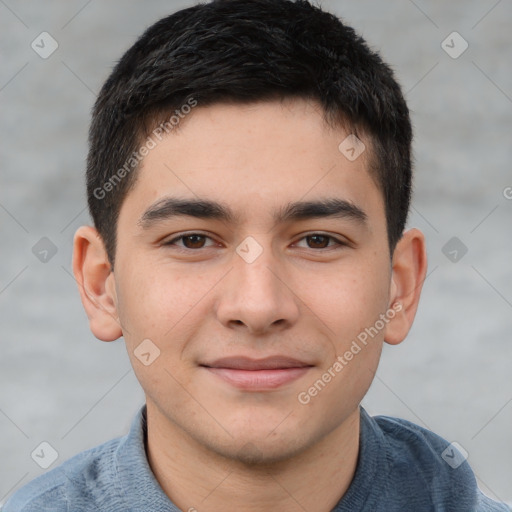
138 196 368 229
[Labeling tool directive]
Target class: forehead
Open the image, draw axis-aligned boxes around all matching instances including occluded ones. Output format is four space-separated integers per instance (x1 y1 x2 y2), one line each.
121 98 384 228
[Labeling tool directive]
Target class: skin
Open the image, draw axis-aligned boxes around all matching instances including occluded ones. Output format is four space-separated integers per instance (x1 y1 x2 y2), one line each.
73 98 427 512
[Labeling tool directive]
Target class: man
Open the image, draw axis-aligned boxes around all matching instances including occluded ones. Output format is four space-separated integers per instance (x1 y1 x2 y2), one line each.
4 0 509 510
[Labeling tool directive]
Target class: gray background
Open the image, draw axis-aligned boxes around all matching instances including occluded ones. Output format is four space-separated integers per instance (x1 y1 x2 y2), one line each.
1 0 511 506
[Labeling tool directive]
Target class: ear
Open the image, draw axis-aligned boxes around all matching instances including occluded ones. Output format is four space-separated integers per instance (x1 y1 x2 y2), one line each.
384 228 428 345
72 225 123 342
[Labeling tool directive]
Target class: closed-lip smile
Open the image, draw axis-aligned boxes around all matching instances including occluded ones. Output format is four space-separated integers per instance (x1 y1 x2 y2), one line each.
201 356 314 390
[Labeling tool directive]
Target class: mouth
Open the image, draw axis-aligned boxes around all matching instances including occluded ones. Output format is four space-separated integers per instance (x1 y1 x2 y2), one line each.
200 356 314 390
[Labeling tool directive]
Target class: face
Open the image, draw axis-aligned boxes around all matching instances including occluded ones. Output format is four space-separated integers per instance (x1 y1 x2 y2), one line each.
107 99 397 463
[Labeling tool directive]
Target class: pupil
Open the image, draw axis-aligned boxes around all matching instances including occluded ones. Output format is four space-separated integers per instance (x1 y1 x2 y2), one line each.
309 235 328 248
185 235 204 248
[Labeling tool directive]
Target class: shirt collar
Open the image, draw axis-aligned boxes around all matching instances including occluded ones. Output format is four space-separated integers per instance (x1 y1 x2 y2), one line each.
332 406 389 510
113 404 383 511
115 404 181 511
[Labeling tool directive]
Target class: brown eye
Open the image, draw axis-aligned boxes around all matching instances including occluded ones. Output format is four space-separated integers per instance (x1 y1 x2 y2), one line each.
180 235 207 249
163 233 216 250
294 233 346 251
306 235 330 249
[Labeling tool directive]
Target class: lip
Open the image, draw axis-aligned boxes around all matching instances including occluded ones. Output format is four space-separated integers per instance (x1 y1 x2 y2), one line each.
203 356 312 370
201 356 313 390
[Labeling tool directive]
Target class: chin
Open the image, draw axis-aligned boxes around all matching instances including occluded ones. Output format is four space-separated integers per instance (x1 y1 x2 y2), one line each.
220 439 305 467
203 423 318 467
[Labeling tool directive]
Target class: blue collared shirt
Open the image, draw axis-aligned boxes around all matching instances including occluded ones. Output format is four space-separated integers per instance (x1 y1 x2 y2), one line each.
3 405 509 511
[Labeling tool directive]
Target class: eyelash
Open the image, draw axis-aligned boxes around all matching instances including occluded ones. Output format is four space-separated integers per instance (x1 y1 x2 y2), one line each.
162 232 347 252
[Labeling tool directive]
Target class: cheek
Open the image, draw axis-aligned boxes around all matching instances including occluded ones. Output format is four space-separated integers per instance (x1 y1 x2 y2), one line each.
115 259 195 335
115 259 225 373
114 263 199 405
300 254 390 344
294 260 388 419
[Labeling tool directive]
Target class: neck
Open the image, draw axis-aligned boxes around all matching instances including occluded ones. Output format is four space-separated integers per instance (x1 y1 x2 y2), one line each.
145 402 360 512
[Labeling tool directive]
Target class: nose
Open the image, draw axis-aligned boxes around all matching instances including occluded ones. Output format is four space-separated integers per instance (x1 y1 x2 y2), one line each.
214 238 300 336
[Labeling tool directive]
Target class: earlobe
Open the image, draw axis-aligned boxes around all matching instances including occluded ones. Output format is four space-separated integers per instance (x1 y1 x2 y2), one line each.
384 228 428 345
72 226 123 342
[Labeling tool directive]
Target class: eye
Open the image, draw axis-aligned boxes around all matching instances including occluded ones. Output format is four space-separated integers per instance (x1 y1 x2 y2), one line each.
162 232 347 252
294 233 346 250
163 233 217 250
